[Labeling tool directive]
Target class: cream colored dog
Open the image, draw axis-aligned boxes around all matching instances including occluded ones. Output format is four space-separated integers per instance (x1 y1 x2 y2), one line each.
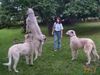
3 33 35 73
32 34 46 61
66 30 99 65
26 8 46 59
26 8 43 41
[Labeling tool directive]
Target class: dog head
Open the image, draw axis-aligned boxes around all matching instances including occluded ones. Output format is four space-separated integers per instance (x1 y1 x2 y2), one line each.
41 34 46 44
66 30 76 37
42 34 46 41
24 33 33 42
27 8 34 15
24 34 29 39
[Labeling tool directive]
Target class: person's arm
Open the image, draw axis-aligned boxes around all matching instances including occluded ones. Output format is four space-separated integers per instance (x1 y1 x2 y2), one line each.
61 30 63 38
60 24 64 38
52 28 54 35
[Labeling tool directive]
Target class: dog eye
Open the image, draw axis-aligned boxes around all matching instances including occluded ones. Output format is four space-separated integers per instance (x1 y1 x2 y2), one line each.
71 31 73 33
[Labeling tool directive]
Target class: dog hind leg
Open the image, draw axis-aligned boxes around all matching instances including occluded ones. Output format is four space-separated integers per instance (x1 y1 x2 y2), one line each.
3 53 12 71
13 54 20 73
84 44 92 65
34 47 38 61
92 48 99 60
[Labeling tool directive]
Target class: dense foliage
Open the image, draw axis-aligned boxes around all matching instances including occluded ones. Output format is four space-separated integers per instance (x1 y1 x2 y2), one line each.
0 0 100 28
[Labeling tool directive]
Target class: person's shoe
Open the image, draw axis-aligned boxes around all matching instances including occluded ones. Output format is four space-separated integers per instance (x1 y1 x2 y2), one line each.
54 49 57 51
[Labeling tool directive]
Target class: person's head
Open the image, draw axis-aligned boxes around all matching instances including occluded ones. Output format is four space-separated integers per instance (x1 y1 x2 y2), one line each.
55 17 61 24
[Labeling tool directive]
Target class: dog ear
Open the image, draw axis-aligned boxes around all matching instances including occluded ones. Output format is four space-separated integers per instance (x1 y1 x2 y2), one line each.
25 34 29 39
27 35 30 38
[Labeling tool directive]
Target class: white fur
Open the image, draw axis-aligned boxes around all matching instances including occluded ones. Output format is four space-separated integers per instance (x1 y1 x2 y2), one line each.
26 8 46 58
66 30 99 65
33 34 46 58
26 8 43 40
3 34 35 72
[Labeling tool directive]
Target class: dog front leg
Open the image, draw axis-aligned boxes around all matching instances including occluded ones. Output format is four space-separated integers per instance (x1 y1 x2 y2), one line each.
86 52 91 65
13 55 20 73
38 43 42 56
84 49 91 65
34 47 38 61
71 48 77 61
30 50 34 65
25 56 30 65
84 45 92 65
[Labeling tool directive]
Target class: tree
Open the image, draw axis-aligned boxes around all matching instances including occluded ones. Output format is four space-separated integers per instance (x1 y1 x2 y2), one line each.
0 0 59 27
63 0 99 20
0 0 23 28
0 0 100 29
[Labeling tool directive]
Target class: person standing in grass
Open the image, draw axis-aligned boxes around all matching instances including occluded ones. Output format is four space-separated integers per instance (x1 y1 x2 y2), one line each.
52 17 64 51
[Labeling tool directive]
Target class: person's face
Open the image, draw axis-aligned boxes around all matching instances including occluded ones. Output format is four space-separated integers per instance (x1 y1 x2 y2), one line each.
56 19 60 22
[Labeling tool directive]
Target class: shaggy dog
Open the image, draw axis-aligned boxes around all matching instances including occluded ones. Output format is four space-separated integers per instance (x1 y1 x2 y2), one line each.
26 8 44 41
26 8 46 58
66 30 99 65
3 33 35 72
32 34 46 61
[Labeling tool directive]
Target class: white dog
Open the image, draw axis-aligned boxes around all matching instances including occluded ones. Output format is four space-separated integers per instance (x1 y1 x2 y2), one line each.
32 34 46 61
26 8 43 41
3 33 35 72
26 8 46 59
66 30 99 65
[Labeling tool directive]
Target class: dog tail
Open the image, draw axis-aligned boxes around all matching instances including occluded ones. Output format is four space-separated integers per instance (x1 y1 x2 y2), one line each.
92 43 99 59
3 51 12 66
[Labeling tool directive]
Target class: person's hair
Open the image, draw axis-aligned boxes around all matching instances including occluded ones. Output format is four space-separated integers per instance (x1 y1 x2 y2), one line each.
55 17 62 24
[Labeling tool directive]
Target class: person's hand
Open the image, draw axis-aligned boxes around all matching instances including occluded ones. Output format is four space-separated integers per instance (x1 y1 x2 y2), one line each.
52 32 54 35
61 35 63 38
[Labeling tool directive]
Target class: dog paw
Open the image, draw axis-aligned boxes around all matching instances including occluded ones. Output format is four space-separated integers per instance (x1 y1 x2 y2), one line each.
29 64 34 66
15 70 19 73
86 62 90 65
34 58 37 61
30 62 34 65
26 62 30 65
8 68 12 71
71 58 76 61
38 54 41 56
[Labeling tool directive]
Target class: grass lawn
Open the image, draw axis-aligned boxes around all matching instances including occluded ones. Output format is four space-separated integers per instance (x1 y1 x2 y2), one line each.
0 22 100 75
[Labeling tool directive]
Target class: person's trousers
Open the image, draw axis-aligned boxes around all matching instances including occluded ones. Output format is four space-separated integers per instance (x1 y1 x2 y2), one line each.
54 31 61 50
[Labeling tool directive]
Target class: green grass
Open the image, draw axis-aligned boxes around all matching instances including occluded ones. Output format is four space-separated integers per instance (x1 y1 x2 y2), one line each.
0 22 100 75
